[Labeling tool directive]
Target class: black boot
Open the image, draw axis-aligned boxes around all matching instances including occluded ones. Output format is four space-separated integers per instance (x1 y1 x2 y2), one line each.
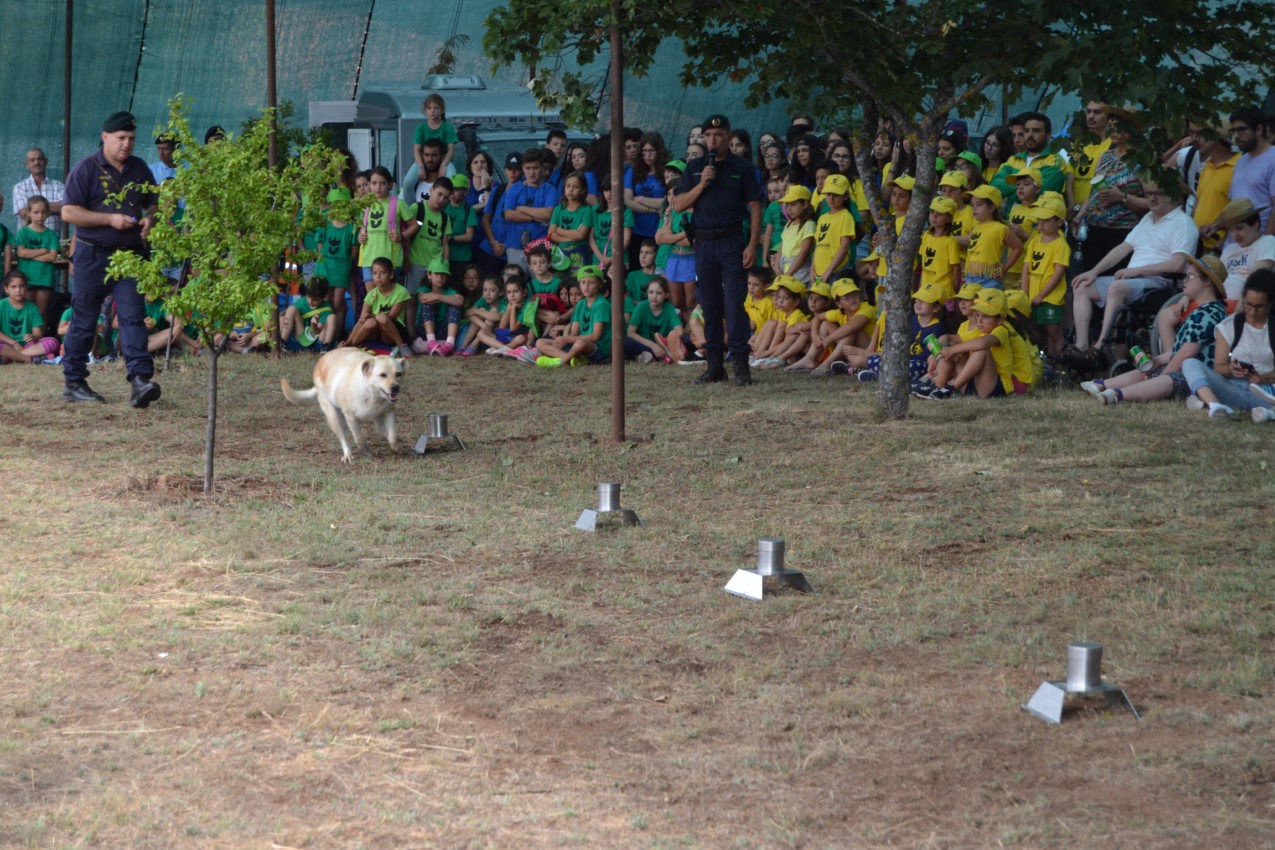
129 375 162 409
733 353 752 386
63 380 105 403
694 350 727 384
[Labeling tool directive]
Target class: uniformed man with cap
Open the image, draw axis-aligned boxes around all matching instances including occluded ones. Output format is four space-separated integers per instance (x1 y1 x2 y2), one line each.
60 110 162 407
673 114 762 385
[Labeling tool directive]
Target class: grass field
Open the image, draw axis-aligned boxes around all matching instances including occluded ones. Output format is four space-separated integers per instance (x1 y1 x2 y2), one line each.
0 352 1272 849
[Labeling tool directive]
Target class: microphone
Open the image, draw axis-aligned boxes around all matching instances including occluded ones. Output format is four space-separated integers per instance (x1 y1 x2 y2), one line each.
702 147 715 186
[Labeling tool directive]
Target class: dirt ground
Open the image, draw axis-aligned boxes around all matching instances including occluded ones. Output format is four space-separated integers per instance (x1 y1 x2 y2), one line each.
1 354 1272 848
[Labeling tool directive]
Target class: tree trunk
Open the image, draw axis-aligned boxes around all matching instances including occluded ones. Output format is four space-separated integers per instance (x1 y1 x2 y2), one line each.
203 347 219 495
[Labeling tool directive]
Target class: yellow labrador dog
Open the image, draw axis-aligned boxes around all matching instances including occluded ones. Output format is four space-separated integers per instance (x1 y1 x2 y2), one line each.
281 348 404 463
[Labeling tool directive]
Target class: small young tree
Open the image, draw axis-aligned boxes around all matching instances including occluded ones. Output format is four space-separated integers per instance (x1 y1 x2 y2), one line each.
109 97 352 494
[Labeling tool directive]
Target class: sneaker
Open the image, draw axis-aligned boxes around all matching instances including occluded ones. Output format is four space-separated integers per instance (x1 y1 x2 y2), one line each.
930 386 955 400
1252 406 1275 423
857 369 878 382
458 345 477 357
438 341 455 356
1080 380 1105 398
678 354 703 365
1250 383 1275 404
536 355 562 368
830 361 850 375
517 347 540 364
1185 396 1206 413
910 379 936 399
487 346 507 355
636 351 654 364
411 337 431 355
1208 403 1235 419
425 340 442 356
397 344 413 359
568 355 588 367
1098 389 1119 405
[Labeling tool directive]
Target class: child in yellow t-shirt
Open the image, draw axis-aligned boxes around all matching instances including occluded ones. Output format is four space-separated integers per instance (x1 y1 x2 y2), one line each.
920 197 962 301
812 175 856 283
918 288 1011 399
744 266 776 348
777 185 816 282
1019 197 1070 359
806 277 878 375
1003 288 1043 392
938 171 975 252
750 276 810 368
958 185 1022 290
1004 168 1042 289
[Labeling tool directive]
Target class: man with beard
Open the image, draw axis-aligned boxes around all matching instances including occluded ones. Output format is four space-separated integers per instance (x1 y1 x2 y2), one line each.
1227 107 1275 235
991 111 1073 209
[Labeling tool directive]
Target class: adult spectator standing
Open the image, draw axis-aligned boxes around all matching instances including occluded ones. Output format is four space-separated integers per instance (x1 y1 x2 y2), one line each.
1070 179 1195 358
13 148 65 234
1071 100 1112 213
149 132 179 185
990 112 1073 207
60 111 161 407
673 114 762 386
1073 111 1149 274
1188 127 1239 252
1227 107 1275 235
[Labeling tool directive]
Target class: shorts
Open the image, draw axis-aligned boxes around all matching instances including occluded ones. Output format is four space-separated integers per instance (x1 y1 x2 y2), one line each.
39 336 59 355
404 265 428 294
587 345 611 364
664 253 697 283
964 381 1007 398
495 327 515 344
1012 376 1029 395
1033 303 1064 325
1094 275 1167 309
866 353 927 380
1147 365 1192 399
966 273 1002 289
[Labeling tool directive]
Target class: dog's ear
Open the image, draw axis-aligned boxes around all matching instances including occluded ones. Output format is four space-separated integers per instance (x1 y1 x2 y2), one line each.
362 360 372 376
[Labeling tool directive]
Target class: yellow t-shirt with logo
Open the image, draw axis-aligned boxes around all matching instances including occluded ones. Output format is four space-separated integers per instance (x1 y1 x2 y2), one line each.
951 205 975 258
1005 323 1037 389
1003 204 1036 285
920 231 961 300
813 208 857 281
964 219 1009 280
981 322 1013 391
1072 138 1112 206
1024 233 1070 305
745 294 774 331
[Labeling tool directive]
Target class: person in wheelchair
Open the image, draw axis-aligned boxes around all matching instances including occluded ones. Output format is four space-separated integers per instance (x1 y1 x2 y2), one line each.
1068 179 1197 368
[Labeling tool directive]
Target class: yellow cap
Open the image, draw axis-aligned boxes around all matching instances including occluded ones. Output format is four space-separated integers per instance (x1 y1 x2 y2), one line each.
913 283 945 304
1031 197 1067 221
968 184 1003 206
1012 167 1043 186
1005 289 1031 317
929 197 957 215
955 283 983 301
939 171 968 189
822 174 850 195
767 275 807 296
888 174 916 192
779 185 812 204
831 279 861 299
972 288 1007 317
808 281 833 299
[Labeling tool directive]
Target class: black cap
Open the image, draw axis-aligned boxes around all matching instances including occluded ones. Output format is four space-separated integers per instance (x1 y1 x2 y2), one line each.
204 125 226 144
704 114 731 131
504 152 522 168
155 132 179 147
102 111 137 133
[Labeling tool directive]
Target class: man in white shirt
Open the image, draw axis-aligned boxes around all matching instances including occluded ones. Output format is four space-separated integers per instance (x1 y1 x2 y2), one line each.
13 148 65 233
1071 180 1197 351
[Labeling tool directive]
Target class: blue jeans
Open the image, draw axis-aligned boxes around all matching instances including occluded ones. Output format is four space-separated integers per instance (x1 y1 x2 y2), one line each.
63 241 151 383
1182 358 1273 410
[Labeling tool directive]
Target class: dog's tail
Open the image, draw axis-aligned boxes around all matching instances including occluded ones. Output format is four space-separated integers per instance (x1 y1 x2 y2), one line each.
280 378 319 405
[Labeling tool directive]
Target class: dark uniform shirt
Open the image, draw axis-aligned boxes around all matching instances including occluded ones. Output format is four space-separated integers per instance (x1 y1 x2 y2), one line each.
64 150 157 250
678 152 762 230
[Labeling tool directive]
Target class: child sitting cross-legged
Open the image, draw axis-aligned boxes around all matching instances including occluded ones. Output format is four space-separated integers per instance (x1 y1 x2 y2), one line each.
851 282 946 382
0 270 58 364
780 280 836 371
913 287 1013 399
486 276 539 358
282 276 337 353
749 275 811 369
457 273 505 355
534 265 611 367
412 257 465 356
343 256 411 353
804 277 877 376
625 275 683 363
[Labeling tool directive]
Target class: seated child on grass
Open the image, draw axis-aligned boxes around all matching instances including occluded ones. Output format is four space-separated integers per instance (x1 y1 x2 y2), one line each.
413 257 465 356
484 276 539 356
916 287 1012 399
625 275 683 362
282 276 337 353
750 276 811 369
780 280 837 371
804 278 877 375
534 265 611 367
344 256 411 353
0 270 58 364
141 292 195 355
851 282 946 382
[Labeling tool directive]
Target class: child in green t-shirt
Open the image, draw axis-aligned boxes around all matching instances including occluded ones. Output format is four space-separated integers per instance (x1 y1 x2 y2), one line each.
0 270 57 363
14 196 60 322
283 276 337 352
457 274 506 355
413 93 459 176
534 265 611 367
625 239 658 304
444 177 478 271
590 175 633 268
625 275 684 363
482 275 539 356
345 257 411 355
549 172 595 270
412 257 465 356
